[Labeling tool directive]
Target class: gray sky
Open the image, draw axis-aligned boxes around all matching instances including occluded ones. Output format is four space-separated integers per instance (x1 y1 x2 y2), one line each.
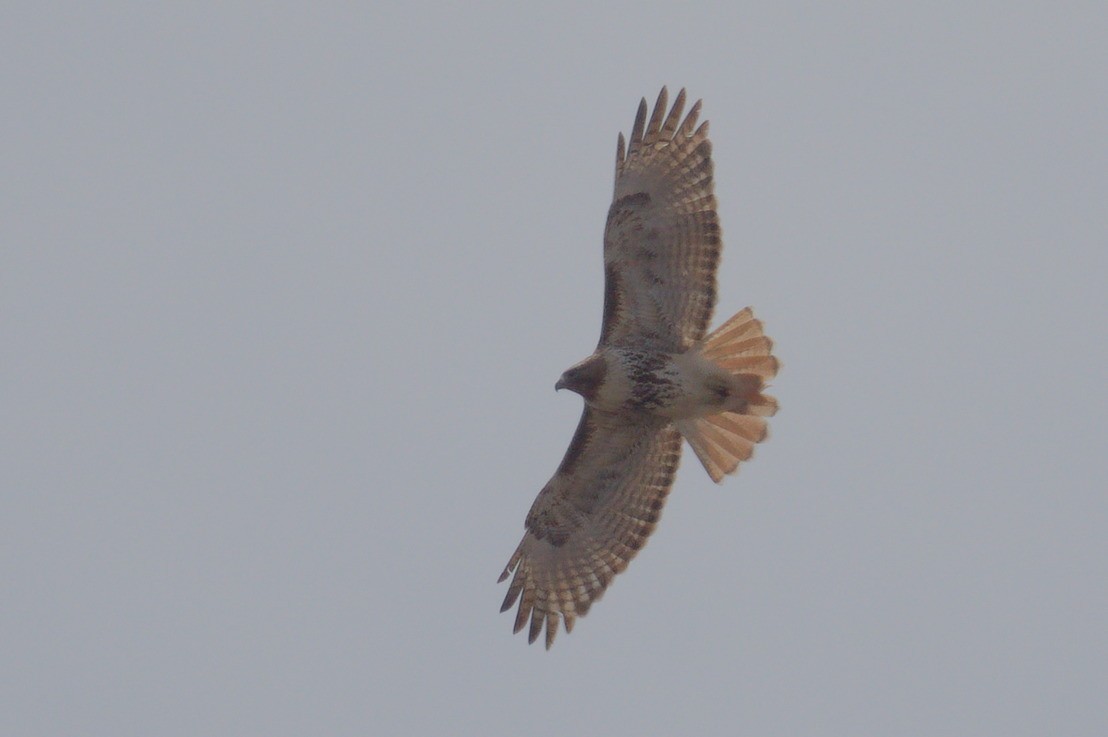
3 3 1106 735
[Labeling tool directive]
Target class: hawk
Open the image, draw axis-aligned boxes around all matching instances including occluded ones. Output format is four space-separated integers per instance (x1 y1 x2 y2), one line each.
499 88 779 648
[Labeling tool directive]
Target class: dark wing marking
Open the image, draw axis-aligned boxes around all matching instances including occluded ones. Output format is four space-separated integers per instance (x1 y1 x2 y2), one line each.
599 87 721 350
498 410 682 648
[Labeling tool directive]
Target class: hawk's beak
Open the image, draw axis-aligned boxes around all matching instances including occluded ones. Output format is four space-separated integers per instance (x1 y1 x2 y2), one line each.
555 377 566 392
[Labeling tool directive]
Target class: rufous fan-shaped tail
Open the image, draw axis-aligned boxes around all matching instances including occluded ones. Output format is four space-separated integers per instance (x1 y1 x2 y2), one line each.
677 307 779 483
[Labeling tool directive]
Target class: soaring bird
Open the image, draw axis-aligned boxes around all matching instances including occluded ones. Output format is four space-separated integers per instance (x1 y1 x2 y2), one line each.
499 88 779 648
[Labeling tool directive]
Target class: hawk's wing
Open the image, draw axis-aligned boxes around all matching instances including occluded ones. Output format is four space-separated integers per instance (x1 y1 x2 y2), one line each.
498 409 682 648
599 87 721 351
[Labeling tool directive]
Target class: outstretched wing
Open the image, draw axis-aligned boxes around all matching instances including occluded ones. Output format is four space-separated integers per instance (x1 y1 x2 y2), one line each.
498 410 682 648
599 87 721 351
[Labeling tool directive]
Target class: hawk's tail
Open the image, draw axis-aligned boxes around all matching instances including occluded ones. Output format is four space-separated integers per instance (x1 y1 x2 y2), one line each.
678 308 779 483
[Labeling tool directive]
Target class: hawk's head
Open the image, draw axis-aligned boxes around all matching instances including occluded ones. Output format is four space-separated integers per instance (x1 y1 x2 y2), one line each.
555 354 607 402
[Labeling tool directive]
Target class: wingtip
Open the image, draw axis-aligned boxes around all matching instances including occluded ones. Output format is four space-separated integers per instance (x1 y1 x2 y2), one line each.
654 86 668 113
628 97 648 151
513 602 529 634
527 608 544 645
500 581 521 613
545 612 558 649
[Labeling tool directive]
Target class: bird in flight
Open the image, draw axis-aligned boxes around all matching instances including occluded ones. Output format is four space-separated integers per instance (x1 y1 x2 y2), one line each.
499 88 779 648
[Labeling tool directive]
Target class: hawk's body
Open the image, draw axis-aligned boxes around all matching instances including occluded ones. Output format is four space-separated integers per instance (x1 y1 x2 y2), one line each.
499 89 779 648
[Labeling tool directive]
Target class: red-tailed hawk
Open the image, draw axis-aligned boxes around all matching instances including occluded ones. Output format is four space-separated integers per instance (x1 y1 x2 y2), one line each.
499 88 779 648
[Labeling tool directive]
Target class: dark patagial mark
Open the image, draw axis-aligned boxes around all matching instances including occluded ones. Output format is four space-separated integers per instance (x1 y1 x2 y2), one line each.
599 264 622 345
554 410 597 478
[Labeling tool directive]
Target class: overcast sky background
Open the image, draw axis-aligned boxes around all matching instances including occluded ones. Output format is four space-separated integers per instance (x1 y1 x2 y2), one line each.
3 3 1106 736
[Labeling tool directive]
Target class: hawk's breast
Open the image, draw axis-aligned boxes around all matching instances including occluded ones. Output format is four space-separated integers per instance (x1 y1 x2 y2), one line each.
597 348 683 413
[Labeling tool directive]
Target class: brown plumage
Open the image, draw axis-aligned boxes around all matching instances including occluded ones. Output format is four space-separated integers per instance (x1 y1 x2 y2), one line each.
499 89 779 648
